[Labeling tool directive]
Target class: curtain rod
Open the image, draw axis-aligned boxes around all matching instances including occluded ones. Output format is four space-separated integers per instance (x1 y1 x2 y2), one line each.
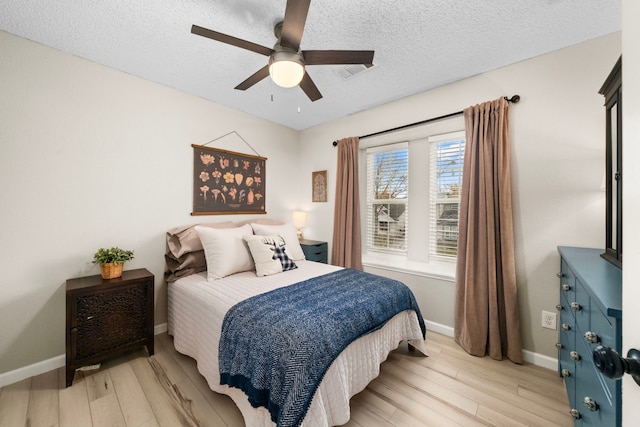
332 95 521 146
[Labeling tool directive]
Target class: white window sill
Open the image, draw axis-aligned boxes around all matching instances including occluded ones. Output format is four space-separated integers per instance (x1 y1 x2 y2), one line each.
362 253 456 282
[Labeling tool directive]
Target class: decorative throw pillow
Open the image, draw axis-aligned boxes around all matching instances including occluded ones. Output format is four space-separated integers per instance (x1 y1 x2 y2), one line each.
250 223 306 261
271 245 298 271
244 234 285 277
195 224 254 280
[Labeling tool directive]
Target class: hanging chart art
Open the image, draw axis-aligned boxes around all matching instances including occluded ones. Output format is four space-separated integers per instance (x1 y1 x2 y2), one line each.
192 144 266 215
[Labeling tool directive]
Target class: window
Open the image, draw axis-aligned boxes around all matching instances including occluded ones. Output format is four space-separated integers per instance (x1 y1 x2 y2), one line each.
429 132 465 259
362 127 465 267
365 143 408 252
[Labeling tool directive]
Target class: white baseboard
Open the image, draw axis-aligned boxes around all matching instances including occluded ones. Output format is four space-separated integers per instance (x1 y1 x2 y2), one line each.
425 320 454 337
0 322 557 388
155 322 168 335
424 319 558 371
0 323 169 388
0 354 65 388
522 349 558 371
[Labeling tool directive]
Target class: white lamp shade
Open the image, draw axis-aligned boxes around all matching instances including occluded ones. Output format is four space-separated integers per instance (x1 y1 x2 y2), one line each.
292 211 307 227
268 48 305 89
269 60 304 88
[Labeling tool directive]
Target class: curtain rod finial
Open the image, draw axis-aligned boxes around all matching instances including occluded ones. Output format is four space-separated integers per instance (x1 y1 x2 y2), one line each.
332 140 338 146
505 95 520 103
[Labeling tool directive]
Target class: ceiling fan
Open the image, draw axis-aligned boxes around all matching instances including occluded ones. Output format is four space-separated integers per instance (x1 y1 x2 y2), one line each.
191 0 374 102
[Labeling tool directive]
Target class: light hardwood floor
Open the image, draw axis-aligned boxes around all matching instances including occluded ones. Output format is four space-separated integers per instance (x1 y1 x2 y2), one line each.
0 332 572 427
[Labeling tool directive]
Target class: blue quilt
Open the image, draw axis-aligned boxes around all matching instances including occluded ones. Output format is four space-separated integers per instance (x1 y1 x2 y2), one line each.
219 268 426 427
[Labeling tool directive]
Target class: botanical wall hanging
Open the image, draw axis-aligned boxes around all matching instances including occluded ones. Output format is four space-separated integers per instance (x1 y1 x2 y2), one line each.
312 170 327 202
192 144 266 215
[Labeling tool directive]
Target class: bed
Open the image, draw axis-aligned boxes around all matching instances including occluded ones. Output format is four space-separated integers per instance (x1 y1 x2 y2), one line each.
166 220 427 427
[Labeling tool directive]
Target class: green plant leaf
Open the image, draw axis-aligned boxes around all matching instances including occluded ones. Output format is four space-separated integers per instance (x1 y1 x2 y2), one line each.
92 247 135 265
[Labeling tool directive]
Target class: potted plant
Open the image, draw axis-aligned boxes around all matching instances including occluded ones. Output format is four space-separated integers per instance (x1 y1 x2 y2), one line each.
92 247 135 279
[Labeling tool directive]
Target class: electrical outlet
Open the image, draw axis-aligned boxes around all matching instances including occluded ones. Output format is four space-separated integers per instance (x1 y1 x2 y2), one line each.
542 311 557 330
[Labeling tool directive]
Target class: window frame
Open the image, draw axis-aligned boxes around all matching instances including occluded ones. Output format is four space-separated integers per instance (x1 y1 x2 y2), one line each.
428 131 466 261
359 115 465 279
365 142 409 254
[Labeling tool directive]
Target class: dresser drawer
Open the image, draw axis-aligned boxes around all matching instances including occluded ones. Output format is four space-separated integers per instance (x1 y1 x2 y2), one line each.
558 302 575 337
574 278 591 327
584 307 613 344
574 337 618 426
299 240 328 264
560 259 576 306
558 305 575 379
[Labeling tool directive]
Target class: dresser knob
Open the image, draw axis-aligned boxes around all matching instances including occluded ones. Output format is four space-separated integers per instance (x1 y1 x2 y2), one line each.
562 369 571 377
562 323 571 331
562 284 572 291
569 408 581 419
570 302 582 311
556 342 563 350
583 397 599 412
70 327 78 333
570 351 581 361
593 345 640 386
584 331 600 344
555 304 563 311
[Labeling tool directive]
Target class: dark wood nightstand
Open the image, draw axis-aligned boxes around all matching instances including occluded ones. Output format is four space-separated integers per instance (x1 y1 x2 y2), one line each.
299 239 328 263
65 268 154 387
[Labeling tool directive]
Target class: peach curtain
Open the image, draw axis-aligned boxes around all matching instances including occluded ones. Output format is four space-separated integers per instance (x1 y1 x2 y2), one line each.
331 137 363 269
454 97 523 363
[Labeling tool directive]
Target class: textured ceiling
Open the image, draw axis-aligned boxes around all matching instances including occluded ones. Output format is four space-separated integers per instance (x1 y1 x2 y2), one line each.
0 0 620 130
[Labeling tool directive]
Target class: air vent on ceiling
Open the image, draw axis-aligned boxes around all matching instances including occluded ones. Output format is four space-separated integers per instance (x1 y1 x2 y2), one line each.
334 64 376 80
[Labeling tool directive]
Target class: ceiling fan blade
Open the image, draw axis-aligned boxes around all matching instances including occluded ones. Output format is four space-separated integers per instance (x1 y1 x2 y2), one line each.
280 0 311 51
303 50 375 66
234 65 270 91
299 73 322 102
191 25 273 57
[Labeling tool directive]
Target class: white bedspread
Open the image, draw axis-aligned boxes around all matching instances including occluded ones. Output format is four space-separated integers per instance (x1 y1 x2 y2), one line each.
168 261 427 427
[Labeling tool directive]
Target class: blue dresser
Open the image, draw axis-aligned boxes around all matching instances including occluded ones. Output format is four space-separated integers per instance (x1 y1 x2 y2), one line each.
557 246 622 426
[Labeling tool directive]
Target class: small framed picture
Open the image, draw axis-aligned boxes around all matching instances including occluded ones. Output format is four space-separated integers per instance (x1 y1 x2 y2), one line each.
312 170 327 202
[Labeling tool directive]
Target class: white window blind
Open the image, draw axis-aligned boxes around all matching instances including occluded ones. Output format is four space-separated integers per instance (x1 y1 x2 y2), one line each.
429 131 465 259
366 143 408 253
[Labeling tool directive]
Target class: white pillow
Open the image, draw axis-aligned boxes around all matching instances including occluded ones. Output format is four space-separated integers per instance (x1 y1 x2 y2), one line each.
250 223 306 261
195 224 254 280
244 234 285 277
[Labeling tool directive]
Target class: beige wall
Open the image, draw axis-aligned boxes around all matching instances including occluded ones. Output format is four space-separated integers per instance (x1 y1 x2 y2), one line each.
0 30 301 376
299 32 622 359
0 27 624 379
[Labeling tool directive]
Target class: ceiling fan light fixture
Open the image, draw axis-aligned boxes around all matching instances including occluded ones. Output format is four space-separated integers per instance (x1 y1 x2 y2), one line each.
269 50 305 88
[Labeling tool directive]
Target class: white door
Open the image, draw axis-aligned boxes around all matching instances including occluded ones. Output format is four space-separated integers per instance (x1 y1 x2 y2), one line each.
622 0 640 424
